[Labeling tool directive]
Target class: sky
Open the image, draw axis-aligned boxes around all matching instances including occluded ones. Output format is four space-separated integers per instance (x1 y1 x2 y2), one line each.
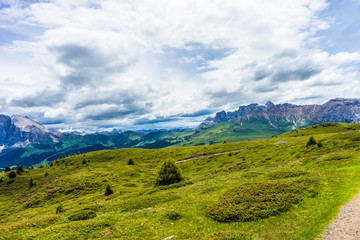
0 0 360 131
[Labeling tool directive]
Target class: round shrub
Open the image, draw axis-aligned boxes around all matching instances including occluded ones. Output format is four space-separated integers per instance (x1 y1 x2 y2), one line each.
68 209 96 221
155 160 183 187
4 166 11 172
8 171 17 179
205 181 306 222
267 169 307 179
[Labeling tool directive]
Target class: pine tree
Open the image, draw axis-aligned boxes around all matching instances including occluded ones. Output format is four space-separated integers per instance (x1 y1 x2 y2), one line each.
155 160 183 187
16 165 24 175
29 177 35 187
128 158 135 165
105 184 114 196
306 136 317 147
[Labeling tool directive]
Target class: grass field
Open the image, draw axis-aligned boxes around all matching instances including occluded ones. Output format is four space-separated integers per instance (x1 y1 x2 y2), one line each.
1 122 360 239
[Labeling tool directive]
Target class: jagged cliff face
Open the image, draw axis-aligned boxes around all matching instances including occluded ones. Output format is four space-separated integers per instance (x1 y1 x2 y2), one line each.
0 114 61 149
198 98 360 129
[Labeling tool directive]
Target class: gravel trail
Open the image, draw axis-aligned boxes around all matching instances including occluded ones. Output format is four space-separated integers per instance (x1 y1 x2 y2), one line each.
322 190 360 240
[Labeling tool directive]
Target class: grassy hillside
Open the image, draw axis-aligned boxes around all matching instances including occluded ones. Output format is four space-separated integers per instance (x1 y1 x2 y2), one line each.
0 117 298 169
1 122 360 239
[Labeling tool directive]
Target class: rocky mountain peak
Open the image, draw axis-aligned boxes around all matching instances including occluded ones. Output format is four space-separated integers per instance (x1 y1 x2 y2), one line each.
198 98 360 129
0 114 62 150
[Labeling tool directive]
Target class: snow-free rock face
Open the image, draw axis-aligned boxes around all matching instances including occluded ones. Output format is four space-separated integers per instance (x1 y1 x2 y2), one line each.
0 114 61 149
198 98 360 129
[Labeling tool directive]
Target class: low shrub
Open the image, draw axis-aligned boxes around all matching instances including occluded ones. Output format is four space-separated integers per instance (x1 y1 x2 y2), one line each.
203 231 249 240
68 209 96 221
267 169 307 179
120 192 180 211
56 204 65 214
164 211 181 221
205 181 306 222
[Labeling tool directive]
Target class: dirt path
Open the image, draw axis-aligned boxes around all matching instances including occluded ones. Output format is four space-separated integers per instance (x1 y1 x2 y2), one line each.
176 149 247 164
322 189 360 240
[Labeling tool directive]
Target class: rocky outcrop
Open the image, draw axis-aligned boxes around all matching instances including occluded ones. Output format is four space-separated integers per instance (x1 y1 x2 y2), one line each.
198 98 360 129
0 114 62 149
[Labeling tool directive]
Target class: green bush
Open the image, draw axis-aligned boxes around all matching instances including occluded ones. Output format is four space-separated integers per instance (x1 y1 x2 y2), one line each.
120 192 181 211
154 160 183 187
267 169 307 179
4 166 11 172
203 231 248 240
68 209 96 221
205 181 306 222
164 211 181 221
8 171 17 179
306 136 317 147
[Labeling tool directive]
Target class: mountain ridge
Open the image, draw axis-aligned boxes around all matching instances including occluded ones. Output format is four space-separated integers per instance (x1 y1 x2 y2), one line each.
198 98 360 129
0 114 62 150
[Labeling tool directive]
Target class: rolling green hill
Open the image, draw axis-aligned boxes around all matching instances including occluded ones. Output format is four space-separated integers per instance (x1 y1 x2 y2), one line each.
1 122 360 239
0 116 300 169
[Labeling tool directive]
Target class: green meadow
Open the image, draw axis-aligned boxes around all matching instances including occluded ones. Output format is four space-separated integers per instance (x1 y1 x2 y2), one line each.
1 122 360 239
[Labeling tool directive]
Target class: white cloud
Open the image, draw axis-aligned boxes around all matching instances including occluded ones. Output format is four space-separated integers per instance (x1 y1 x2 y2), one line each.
0 0 359 130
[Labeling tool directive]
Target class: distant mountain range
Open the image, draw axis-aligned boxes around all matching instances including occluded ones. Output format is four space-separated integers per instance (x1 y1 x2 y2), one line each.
1 98 360 169
198 98 360 129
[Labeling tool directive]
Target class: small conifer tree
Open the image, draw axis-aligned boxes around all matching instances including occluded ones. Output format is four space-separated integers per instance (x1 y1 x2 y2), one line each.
105 184 114 196
128 158 135 165
82 158 87 164
155 160 183 187
223 139 227 144
30 165 34 170
306 136 317 147
16 165 24 175
56 204 64 214
29 177 35 187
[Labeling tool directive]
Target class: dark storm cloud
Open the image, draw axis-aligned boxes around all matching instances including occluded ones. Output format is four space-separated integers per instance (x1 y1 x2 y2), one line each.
180 109 213 118
205 89 246 108
271 65 321 82
49 44 134 89
10 90 65 107
253 50 322 83
134 117 177 125
74 91 145 110
84 107 148 121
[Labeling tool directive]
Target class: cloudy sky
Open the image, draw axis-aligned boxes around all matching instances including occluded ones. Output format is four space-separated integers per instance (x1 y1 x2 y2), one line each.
0 0 360 131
